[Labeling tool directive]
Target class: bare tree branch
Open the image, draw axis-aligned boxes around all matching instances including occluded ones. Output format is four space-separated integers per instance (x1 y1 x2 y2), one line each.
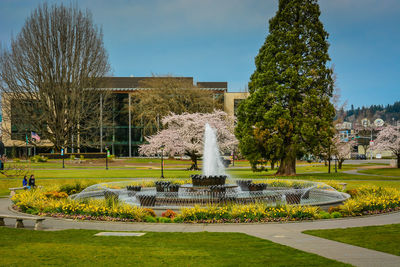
0 3 111 151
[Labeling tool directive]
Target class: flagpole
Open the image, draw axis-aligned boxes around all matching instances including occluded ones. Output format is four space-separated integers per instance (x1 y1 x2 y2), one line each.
25 132 28 160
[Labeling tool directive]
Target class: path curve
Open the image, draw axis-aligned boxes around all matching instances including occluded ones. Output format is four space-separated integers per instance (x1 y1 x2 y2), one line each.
1 198 400 267
342 169 399 179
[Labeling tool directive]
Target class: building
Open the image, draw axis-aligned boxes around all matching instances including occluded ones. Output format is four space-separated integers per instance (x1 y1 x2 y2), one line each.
223 92 249 117
1 76 249 157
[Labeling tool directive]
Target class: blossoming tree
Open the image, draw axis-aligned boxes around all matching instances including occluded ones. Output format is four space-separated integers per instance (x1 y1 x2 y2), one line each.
373 125 400 168
139 110 238 170
333 135 355 169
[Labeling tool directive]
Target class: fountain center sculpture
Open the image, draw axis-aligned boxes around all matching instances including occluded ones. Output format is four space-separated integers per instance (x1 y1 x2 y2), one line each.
202 123 226 176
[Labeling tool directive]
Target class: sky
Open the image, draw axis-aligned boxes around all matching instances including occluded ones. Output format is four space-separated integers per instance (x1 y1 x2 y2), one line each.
0 0 399 108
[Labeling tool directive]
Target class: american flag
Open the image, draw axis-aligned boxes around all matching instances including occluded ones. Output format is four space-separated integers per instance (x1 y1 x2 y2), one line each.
31 131 41 142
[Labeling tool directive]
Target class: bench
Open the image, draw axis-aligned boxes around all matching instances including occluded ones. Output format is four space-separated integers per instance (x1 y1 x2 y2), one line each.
8 187 28 197
9 186 42 197
0 214 45 230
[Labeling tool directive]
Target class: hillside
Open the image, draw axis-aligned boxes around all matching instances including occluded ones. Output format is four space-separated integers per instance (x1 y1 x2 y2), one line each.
339 101 400 123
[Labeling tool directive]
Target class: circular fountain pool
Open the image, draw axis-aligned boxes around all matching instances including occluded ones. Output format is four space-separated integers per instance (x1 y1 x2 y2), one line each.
71 177 350 211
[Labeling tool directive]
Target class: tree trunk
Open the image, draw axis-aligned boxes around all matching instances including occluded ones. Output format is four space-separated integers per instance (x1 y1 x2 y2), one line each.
397 156 400 168
276 146 296 176
189 154 199 170
328 159 331 173
338 159 344 169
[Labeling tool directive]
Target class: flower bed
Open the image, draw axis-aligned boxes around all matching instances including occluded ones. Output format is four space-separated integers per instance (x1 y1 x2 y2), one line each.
332 186 400 216
177 204 320 223
10 184 400 223
12 189 154 222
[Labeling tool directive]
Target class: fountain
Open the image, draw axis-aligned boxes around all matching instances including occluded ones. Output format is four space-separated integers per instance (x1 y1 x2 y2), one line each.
72 124 350 210
202 123 226 176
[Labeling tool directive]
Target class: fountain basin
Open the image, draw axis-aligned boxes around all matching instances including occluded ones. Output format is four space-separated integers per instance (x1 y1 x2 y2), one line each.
71 179 350 211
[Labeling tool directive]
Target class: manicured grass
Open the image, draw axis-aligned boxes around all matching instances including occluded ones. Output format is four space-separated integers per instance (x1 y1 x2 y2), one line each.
358 168 400 177
297 172 400 181
0 228 350 266
304 224 400 256
2 166 399 195
1 158 397 196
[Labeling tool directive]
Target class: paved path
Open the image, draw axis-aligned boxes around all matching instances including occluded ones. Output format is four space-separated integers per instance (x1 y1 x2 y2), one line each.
1 198 400 266
342 169 399 179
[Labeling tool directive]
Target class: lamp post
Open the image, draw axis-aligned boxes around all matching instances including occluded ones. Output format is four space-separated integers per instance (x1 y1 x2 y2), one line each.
160 145 165 178
61 148 65 168
105 146 109 170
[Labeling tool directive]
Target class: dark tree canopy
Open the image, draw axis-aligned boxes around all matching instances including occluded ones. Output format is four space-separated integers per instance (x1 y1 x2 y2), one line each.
235 0 335 175
0 3 111 150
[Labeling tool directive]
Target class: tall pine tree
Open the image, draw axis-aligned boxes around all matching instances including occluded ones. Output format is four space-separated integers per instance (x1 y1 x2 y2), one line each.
235 0 335 175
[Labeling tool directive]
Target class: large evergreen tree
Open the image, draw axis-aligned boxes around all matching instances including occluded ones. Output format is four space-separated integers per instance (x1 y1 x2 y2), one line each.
235 0 335 175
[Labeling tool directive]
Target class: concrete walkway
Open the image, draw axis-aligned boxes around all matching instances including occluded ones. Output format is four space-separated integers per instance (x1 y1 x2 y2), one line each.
342 169 399 179
1 198 400 267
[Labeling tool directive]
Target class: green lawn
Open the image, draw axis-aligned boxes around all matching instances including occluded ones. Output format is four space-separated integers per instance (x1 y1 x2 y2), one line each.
1 159 397 196
0 228 349 266
304 224 400 256
358 168 400 177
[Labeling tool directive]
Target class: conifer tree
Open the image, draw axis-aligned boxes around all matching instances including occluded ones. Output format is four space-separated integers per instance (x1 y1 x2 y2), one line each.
235 0 335 175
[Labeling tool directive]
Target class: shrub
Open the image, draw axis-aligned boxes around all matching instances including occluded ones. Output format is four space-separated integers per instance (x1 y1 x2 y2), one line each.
80 155 85 161
143 208 156 217
26 207 40 215
44 191 68 199
346 189 358 197
144 216 157 223
331 212 342 218
328 206 340 213
318 211 331 219
162 209 177 219
14 158 21 163
172 216 184 223
339 199 361 216
158 217 172 223
59 181 95 195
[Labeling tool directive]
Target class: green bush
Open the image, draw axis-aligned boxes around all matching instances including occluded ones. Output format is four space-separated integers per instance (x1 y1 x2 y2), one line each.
172 216 184 223
58 182 94 195
80 155 85 161
158 217 172 223
26 207 39 215
331 212 342 218
14 158 21 163
144 216 157 223
319 211 331 219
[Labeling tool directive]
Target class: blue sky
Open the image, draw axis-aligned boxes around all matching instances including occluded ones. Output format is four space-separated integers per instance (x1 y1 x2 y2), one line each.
0 0 399 108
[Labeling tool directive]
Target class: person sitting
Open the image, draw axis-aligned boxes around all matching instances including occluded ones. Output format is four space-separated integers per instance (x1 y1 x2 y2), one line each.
22 175 28 188
28 175 36 189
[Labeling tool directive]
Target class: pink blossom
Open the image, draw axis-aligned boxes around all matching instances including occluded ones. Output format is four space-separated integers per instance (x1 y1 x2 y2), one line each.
373 125 400 156
139 110 238 157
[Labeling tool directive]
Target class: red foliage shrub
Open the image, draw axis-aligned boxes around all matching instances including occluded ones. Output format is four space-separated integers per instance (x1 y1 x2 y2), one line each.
162 209 177 219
